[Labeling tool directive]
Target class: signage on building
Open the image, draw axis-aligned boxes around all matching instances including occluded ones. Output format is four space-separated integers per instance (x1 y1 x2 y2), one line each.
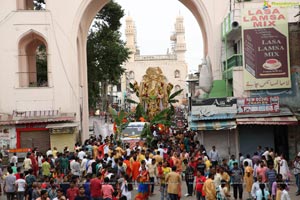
237 96 280 114
0 126 13 148
191 98 237 119
242 7 291 90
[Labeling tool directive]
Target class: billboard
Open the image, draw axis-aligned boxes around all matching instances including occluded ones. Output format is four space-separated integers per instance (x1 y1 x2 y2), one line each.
242 7 291 90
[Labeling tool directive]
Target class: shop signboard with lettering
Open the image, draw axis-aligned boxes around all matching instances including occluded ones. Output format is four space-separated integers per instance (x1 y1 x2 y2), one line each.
237 96 280 114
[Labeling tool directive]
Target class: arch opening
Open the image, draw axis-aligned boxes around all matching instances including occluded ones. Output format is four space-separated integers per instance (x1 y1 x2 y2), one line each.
18 30 49 88
73 0 211 141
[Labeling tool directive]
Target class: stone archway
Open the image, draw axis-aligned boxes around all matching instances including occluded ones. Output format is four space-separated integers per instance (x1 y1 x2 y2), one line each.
73 0 215 141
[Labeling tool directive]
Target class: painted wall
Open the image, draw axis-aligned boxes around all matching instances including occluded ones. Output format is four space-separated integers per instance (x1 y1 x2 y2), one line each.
0 0 252 142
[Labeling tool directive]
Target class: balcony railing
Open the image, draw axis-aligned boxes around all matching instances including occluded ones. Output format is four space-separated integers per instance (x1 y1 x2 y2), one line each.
223 54 243 70
222 54 243 80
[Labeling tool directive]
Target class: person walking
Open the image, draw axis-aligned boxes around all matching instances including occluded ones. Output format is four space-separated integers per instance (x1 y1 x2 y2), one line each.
101 177 114 200
147 158 158 195
10 153 18 167
15 173 26 200
4 167 16 200
244 161 254 199
255 183 270 200
203 173 216 200
208 146 219 167
90 173 102 200
194 170 206 200
166 166 181 200
135 161 150 200
231 162 243 200
160 161 171 200
293 155 300 196
184 159 194 197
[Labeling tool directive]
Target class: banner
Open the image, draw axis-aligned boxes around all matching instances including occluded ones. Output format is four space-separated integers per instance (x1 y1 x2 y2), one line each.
242 7 291 90
237 96 280 114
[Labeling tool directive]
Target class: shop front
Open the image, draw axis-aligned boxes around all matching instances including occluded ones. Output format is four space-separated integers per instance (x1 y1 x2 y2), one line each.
236 97 299 160
189 97 238 159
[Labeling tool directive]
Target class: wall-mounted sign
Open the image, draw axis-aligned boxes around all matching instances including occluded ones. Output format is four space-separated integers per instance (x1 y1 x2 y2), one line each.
242 7 291 90
191 98 237 119
237 96 280 114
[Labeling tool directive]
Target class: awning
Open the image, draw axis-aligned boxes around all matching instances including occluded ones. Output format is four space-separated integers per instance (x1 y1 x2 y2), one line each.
190 113 236 121
46 122 79 129
236 116 298 125
190 120 236 131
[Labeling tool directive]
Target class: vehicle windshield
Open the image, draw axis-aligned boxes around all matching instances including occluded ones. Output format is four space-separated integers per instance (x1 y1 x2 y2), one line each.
122 124 145 137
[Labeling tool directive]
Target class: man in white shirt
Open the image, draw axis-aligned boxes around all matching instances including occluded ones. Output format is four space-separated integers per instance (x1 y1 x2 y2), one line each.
10 153 18 167
262 147 270 160
78 148 86 160
158 145 167 157
46 148 53 157
209 146 220 167
15 173 26 199
243 154 253 168
251 175 267 199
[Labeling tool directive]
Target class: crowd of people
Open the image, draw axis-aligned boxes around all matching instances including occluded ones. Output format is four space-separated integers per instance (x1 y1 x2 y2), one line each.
0 132 299 200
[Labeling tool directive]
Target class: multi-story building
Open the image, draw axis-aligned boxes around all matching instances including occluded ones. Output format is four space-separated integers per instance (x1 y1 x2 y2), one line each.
121 15 189 108
190 0 300 159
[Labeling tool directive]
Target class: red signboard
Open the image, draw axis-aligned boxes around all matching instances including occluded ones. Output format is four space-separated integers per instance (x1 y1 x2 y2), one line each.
237 96 280 114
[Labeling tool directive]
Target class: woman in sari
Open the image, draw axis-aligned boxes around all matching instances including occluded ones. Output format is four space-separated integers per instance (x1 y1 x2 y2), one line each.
135 161 150 200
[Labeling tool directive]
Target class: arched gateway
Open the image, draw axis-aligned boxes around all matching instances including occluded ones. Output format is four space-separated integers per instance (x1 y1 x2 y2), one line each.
0 0 227 148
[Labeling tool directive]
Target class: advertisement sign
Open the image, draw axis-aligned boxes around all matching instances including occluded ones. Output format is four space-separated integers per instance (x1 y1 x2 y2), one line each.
237 96 280 114
191 98 237 119
242 7 291 90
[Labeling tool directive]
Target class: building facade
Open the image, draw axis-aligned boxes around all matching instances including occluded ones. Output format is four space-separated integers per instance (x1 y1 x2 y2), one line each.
122 15 188 107
190 0 300 160
0 0 228 151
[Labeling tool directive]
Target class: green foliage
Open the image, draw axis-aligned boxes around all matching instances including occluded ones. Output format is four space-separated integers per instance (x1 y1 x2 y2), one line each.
140 123 153 146
34 0 45 10
108 106 129 143
36 44 48 86
87 0 131 110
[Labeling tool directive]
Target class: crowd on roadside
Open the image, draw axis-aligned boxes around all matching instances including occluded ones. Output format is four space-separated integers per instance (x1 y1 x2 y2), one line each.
0 131 300 200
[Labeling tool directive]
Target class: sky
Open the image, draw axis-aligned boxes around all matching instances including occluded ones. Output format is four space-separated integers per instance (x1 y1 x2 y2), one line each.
116 0 204 73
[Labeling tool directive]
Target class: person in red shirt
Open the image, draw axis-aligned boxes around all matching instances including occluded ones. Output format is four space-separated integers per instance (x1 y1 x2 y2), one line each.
90 174 102 200
15 167 21 180
66 181 79 200
194 170 206 200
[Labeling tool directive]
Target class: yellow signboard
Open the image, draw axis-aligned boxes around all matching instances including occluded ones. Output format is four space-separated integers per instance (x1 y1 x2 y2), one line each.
242 7 291 90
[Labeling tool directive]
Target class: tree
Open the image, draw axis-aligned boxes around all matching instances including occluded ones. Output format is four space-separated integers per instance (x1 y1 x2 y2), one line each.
33 0 45 10
87 0 131 111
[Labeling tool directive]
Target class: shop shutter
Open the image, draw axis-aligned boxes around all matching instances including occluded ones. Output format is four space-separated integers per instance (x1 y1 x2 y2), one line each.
20 131 50 153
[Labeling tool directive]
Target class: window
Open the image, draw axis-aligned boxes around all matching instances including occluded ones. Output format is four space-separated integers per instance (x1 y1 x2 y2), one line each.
18 30 48 87
17 0 46 10
175 70 180 78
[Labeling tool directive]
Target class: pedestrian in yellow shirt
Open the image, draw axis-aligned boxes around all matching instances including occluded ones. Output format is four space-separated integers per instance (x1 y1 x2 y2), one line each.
203 173 216 200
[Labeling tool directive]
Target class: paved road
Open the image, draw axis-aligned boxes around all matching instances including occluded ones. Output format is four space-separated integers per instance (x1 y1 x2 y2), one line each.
0 178 298 200
131 177 299 200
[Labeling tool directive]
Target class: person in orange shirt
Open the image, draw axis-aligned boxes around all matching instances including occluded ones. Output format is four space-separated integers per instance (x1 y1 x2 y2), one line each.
203 173 216 200
123 155 132 178
92 142 99 160
131 156 141 190
97 142 105 159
